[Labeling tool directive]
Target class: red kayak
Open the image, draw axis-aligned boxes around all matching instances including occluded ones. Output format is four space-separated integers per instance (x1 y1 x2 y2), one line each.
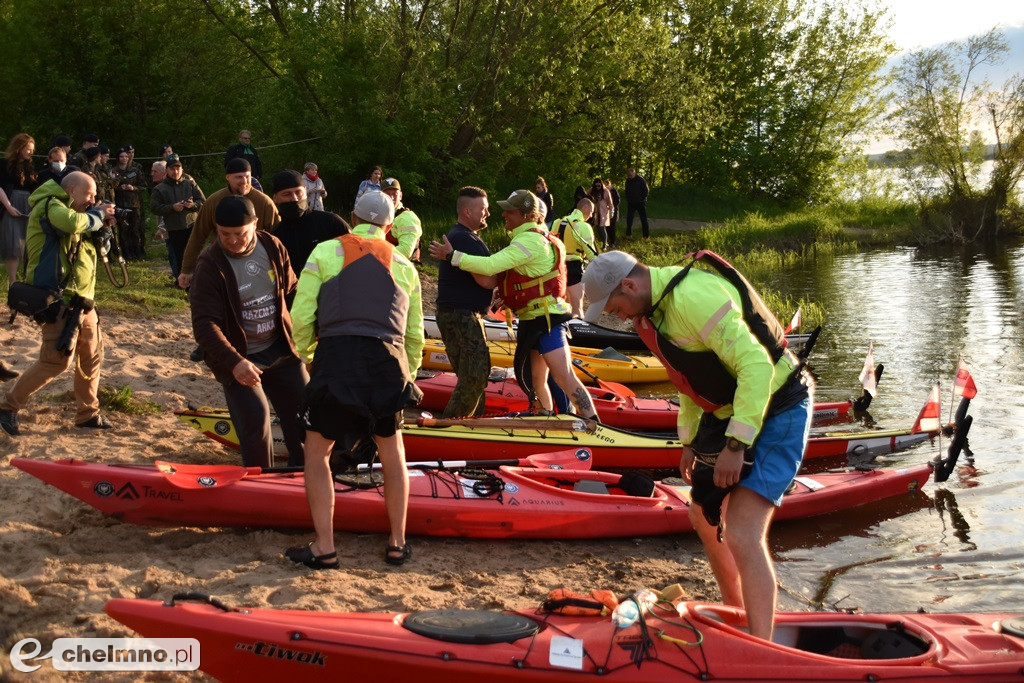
416 369 860 431
10 455 933 539
106 593 1024 682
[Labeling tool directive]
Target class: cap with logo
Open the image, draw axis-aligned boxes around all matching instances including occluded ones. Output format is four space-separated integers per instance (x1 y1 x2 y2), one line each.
353 190 395 226
581 251 639 322
496 189 540 213
381 177 401 192
165 153 182 167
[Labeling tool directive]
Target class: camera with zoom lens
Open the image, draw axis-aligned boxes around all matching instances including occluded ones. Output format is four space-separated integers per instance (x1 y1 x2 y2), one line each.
112 206 133 219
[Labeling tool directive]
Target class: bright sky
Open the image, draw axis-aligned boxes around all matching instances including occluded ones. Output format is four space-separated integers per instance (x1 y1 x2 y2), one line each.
883 0 1024 51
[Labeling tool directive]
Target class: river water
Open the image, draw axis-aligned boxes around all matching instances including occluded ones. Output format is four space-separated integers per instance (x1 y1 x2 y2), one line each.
755 242 1024 614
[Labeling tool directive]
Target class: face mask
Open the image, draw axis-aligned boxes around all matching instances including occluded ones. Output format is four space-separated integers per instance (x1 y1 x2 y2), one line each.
276 200 308 223
52 161 66 172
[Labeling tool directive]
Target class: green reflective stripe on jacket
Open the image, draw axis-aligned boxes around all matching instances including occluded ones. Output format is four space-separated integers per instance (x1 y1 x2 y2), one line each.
290 223 424 375
648 266 796 445
454 221 570 321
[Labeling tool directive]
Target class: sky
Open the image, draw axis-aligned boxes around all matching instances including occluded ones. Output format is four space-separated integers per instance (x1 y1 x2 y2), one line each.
882 0 1024 51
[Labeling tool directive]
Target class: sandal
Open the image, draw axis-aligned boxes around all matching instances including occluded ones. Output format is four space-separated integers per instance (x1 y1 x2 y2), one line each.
384 543 412 566
285 542 338 570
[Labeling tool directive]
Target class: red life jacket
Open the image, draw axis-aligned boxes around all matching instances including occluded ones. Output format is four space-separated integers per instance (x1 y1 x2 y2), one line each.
633 250 790 413
497 228 568 314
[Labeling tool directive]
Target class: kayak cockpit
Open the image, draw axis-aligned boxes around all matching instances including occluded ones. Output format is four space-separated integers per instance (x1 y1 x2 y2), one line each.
688 603 936 662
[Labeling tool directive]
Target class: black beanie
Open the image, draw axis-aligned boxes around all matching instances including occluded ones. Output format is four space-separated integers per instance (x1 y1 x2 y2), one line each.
225 158 251 174
272 169 303 195
215 196 257 227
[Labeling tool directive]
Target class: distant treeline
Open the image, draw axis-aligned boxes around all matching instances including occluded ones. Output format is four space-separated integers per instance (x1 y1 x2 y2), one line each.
0 0 895 209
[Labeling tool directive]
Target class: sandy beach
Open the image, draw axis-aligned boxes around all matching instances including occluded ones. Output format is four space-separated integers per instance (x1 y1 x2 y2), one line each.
0 307 716 681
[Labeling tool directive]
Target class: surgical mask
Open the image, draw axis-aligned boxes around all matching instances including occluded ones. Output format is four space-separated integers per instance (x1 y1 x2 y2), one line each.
276 200 307 223
52 161 66 172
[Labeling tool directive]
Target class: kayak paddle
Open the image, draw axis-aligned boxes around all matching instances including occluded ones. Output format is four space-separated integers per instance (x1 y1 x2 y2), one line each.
414 414 599 434
155 448 594 489
571 357 636 397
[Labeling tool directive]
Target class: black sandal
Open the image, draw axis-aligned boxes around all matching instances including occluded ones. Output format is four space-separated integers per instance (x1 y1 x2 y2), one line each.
384 543 412 566
285 542 338 570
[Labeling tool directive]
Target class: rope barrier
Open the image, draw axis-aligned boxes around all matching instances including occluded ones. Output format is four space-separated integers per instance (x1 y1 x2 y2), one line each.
17 135 324 163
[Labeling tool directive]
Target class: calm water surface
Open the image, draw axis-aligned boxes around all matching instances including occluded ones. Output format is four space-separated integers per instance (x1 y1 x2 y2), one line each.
642 242 1024 613
760 242 1024 614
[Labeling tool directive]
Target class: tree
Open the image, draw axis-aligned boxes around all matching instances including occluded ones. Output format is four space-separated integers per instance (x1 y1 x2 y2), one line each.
891 28 1024 240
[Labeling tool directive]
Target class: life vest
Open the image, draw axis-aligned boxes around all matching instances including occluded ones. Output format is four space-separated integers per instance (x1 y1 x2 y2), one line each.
634 250 790 413
497 228 568 314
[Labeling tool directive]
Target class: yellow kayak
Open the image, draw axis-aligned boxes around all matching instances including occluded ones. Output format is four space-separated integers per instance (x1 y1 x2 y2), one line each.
421 339 668 385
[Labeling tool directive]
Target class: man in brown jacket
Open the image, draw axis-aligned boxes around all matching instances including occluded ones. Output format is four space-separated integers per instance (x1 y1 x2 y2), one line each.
189 195 307 468
177 158 279 289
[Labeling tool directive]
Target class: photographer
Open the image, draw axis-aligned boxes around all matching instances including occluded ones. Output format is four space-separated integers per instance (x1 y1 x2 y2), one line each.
1 172 116 437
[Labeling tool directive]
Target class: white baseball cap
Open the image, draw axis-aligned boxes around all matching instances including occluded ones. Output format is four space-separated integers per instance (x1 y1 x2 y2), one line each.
582 251 638 322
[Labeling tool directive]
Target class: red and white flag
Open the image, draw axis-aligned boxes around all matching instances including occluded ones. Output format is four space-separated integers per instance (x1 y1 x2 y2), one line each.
858 342 877 397
784 306 802 334
952 358 978 400
911 384 941 434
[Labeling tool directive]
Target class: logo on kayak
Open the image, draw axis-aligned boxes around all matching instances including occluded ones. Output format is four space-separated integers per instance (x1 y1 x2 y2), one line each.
94 481 114 497
234 641 326 666
197 476 217 488
574 448 592 464
214 421 231 436
117 483 139 500
504 483 520 494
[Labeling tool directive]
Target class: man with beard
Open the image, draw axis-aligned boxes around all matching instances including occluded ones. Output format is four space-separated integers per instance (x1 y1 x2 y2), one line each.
177 158 279 289
268 169 349 277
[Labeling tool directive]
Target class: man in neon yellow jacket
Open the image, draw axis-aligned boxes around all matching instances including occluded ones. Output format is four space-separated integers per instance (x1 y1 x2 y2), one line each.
582 250 813 642
287 190 424 569
380 177 422 263
553 198 598 317
429 189 596 419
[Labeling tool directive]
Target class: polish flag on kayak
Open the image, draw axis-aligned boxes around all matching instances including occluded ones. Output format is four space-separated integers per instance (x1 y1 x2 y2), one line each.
911 384 941 434
858 342 877 397
952 359 978 399
784 307 802 334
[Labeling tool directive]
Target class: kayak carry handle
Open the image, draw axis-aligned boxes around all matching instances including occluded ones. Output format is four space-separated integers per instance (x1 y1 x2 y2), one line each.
165 593 235 612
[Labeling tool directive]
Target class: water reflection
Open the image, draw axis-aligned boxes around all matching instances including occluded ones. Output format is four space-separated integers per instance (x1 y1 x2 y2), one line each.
762 240 1024 613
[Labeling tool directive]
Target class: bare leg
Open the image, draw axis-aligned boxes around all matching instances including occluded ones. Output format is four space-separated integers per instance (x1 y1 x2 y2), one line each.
568 283 584 318
542 346 597 418
303 430 338 557
5 259 18 286
690 487 778 641
530 349 553 410
375 432 409 551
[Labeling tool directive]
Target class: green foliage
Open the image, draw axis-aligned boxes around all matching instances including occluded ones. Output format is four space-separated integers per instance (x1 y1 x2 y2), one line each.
0 0 897 213
98 385 161 415
891 28 1024 240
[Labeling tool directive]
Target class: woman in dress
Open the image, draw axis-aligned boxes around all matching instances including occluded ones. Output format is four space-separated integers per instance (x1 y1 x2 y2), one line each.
1 133 38 285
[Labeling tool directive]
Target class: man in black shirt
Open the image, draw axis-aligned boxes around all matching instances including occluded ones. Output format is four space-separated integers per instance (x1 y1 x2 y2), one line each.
625 168 650 239
434 186 497 417
269 170 350 277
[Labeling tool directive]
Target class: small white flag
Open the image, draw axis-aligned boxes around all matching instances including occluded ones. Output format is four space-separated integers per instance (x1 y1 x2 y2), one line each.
858 342 877 397
784 307 802 334
911 384 941 434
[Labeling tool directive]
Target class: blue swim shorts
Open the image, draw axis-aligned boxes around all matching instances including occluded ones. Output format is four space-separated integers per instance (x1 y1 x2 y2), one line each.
739 396 812 506
535 322 569 355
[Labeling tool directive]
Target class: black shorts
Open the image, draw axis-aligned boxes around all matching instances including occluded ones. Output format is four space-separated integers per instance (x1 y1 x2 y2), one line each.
567 260 584 286
302 336 421 445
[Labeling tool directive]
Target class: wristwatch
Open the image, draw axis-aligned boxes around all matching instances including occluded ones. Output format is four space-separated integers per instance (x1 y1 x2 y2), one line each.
725 437 745 452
